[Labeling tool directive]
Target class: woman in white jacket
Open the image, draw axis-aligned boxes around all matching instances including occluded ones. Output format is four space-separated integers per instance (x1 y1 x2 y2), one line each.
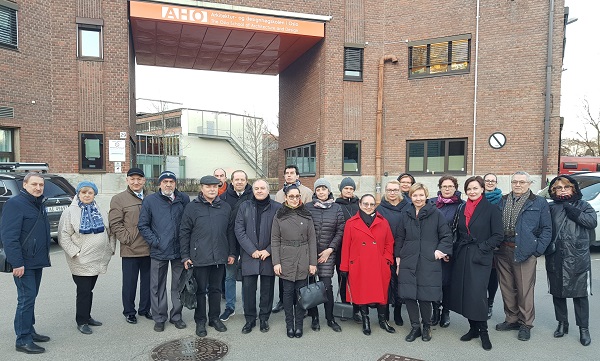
58 181 115 335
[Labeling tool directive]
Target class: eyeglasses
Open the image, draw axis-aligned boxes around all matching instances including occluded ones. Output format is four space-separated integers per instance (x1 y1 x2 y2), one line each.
511 180 530 185
484 180 497 184
441 185 455 189
287 195 301 199
361 202 376 207
553 185 572 191
385 189 400 193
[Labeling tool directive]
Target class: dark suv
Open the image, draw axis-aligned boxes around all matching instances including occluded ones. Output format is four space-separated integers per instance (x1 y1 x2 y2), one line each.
0 163 76 240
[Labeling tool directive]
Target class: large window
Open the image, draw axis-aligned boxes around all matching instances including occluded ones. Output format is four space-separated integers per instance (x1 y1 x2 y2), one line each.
0 2 18 49
136 135 179 156
285 143 316 176
343 141 360 175
344 47 363 81
408 35 471 78
79 132 105 172
407 139 467 174
0 128 14 161
77 18 103 59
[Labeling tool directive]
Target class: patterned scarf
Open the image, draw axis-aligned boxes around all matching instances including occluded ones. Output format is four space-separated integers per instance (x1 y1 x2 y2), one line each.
283 179 302 193
78 200 105 234
502 191 530 235
435 191 461 208
485 188 503 205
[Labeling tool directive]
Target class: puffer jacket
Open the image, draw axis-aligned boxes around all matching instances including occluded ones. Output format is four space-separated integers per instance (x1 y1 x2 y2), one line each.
306 195 345 277
138 189 190 261
335 196 360 221
108 188 152 257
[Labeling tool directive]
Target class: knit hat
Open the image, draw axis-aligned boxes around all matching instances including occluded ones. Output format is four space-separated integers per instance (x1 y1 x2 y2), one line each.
397 173 416 184
339 177 356 191
158 171 176 183
314 178 332 193
200 175 220 185
76 181 98 195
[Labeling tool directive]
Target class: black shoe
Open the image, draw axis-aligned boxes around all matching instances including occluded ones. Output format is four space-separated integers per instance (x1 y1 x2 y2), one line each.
518 325 531 341
431 303 441 326
327 319 342 332
394 305 404 326
139 311 153 320
378 314 396 333
154 322 165 332
287 328 295 338
260 320 270 333
31 331 50 342
460 328 480 341
554 322 569 338
495 321 520 331
294 328 303 338
77 324 92 335
241 321 256 334
405 327 422 342
480 331 492 350
88 318 103 327
353 312 362 324
311 316 320 331
360 310 371 336
170 319 187 329
580 327 591 346
208 319 227 332
196 323 207 337
422 325 432 342
125 315 138 324
272 301 284 313
16 342 45 354
439 310 450 328
487 305 493 319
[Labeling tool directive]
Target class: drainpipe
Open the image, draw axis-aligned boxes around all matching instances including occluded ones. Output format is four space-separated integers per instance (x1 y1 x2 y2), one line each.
376 54 398 203
542 0 555 185
471 0 481 176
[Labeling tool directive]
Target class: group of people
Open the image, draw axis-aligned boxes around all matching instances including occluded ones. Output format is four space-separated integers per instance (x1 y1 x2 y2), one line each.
0 166 595 354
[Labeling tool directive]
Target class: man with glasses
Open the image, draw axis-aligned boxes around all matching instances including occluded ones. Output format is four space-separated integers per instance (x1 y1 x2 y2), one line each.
495 171 551 341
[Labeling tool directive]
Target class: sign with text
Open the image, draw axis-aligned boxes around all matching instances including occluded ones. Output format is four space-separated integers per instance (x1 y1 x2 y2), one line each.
109 140 126 162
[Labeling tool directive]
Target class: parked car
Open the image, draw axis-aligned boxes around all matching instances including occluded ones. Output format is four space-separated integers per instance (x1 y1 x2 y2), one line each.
0 163 76 240
538 172 600 247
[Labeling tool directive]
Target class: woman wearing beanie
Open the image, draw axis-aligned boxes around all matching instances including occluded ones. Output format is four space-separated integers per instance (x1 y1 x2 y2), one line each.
306 178 345 332
546 175 596 346
340 194 395 336
483 173 502 319
58 181 116 335
271 185 317 338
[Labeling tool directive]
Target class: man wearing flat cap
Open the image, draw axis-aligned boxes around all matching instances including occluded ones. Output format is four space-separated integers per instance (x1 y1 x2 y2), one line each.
180 175 236 337
109 167 153 325
138 171 190 332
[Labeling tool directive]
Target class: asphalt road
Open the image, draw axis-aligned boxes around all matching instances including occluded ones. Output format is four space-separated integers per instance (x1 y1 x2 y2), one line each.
1 244 598 361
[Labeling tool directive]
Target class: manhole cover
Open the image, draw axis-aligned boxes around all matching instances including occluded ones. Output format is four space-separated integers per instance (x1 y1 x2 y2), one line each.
378 355 424 361
151 336 228 361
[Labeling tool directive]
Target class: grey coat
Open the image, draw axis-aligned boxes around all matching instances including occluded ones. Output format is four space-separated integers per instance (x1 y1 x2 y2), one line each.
271 205 317 282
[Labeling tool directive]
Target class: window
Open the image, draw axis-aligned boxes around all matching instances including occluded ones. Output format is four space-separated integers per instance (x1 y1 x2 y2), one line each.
77 19 103 59
136 135 179 156
285 143 316 176
343 141 360 174
0 2 18 48
79 132 105 171
408 35 471 78
406 139 467 174
0 128 14 161
344 47 363 81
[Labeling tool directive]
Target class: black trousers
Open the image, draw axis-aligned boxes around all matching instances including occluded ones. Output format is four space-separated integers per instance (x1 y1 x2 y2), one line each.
193 265 225 324
72 275 98 326
277 277 284 302
468 319 489 332
242 275 275 322
307 276 334 321
553 296 589 328
487 267 499 305
405 299 432 328
282 279 308 330
121 256 151 316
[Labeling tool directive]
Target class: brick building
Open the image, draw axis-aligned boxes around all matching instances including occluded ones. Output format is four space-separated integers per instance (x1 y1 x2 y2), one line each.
1 0 567 195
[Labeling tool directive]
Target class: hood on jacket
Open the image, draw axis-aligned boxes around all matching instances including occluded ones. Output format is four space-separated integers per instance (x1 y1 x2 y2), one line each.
335 196 359 205
379 197 408 212
548 174 583 201
276 203 312 219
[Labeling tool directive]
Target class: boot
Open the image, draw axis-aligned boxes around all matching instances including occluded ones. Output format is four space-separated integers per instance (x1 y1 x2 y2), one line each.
480 330 492 350
405 326 422 342
378 313 396 333
439 308 450 328
580 327 591 346
352 304 361 324
360 306 371 336
394 303 404 326
311 316 320 331
430 302 441 326
460 328 480 341
554 322 569 338
422 324 432 341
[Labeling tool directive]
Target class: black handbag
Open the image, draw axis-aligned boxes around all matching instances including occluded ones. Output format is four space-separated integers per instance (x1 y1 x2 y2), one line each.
177 267 198 310
297 276 327 310
451 203 464 244
333 273 354 318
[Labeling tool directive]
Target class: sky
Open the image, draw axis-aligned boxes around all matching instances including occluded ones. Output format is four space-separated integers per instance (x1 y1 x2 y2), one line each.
135 0 597 139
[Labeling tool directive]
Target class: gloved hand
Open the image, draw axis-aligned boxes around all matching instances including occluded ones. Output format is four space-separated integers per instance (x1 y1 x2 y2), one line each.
339 271 348 279
563 202 582 221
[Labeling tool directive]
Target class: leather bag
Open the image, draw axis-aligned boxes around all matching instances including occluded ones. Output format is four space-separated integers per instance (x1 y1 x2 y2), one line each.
297 276 327 310
333 273 354 318
0 247 13 273
177 267 198 310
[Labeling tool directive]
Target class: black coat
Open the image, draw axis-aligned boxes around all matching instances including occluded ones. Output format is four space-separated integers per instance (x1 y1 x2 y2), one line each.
335 197 360 221
395 202 453 301
234 198 282 277
449 196 503 321
306 200 345 278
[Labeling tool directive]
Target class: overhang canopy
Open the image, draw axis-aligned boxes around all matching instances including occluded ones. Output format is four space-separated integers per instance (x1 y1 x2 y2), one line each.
129 1 326 75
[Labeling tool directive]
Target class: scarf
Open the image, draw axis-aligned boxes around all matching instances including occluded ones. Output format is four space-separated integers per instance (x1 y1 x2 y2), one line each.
255 195 271 236
313 197 335 209
435 191 461 208
283 180 302 194
359 209 376 228
502 191 530 235
78 200 105 234
485 188 503 205
464 196 483 234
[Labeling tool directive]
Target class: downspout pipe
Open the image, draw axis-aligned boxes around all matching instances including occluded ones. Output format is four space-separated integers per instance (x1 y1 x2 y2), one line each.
376 54 398 203
542 0 555 185
471 0 481 176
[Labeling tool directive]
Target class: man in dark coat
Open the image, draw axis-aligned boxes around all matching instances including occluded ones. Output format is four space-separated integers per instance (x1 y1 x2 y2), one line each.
1 173 51 354
234 179 282 334
180 175 235 338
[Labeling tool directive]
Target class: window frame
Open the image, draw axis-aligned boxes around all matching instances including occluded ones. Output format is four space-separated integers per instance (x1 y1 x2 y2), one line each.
342 140 361 175
79 132 105 172
0 1 18 49
408 34 471 79
344 46 364 82
406 138 467 175
0 127 14 161
285 142 316 177
76 18 104 60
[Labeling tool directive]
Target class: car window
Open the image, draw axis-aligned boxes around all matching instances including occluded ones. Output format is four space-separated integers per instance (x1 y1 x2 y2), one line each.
580 181 600 202
0 180 6 196
16 178 75 198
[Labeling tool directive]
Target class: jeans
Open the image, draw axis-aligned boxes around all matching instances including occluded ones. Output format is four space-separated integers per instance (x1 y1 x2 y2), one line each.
13 268 43 346
224 261 237 310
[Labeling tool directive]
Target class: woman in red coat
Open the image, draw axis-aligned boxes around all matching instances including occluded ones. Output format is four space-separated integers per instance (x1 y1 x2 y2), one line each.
340 194 395 336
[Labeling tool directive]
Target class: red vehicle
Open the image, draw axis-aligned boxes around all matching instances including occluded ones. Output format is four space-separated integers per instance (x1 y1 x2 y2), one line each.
559 156 600 174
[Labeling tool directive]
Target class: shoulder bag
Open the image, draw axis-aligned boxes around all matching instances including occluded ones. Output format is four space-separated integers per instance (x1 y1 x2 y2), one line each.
333 273 355 319
451 203 465 244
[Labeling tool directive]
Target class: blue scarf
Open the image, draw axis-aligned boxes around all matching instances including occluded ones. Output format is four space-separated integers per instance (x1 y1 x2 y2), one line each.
78 200 105 234
485 188 502 205
283 179 302 193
